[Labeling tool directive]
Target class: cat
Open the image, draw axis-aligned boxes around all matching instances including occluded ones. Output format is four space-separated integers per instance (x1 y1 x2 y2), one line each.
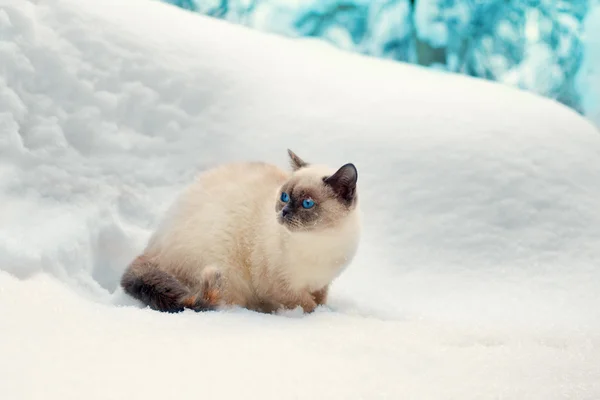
120 149 361 314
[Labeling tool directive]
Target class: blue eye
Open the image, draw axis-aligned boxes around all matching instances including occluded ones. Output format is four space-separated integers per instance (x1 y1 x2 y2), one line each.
280 192 290 203
302 199 315 209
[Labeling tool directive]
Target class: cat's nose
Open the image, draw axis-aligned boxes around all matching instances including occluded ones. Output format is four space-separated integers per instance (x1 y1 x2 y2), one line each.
281 207 291 217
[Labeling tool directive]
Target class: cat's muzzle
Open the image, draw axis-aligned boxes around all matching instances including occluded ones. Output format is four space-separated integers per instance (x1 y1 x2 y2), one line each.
278 207 293 226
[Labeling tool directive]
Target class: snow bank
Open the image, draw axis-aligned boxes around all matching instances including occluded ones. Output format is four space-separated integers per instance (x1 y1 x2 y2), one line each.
1 0 599 398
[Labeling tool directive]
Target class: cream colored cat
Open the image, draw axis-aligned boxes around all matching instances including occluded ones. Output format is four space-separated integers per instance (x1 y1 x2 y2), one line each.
121 150 360 314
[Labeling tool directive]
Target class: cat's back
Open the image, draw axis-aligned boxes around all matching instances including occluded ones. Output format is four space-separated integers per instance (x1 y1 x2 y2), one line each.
147 161 287 260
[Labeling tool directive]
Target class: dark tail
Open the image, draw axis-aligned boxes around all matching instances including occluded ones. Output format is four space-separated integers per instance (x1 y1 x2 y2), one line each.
121 256 213 313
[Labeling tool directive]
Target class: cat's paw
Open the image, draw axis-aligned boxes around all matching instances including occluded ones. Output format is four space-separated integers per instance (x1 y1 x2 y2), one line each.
200 266 223 307
300 293 318 314
181 266 223 312
311 286 329 306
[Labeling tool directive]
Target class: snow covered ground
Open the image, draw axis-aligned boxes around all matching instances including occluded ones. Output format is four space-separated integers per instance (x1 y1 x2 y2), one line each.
1 0 600 398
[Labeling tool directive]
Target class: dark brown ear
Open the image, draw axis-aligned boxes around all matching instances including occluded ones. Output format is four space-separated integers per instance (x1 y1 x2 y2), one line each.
288 149 308 171
324 163 358 205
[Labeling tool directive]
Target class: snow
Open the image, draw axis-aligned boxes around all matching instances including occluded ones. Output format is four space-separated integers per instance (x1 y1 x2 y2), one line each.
1 0 600 398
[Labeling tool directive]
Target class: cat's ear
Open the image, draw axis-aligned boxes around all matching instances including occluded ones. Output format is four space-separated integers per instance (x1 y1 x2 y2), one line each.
324 163 358 205
287 149 308 171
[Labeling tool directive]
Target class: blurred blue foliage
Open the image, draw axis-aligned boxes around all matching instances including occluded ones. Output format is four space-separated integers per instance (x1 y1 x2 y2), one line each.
163 0 593 114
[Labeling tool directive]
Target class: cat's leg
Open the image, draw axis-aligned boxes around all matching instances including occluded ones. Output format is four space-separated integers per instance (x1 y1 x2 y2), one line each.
297 291 318 313
311 285 329 306
252 270 317 313
272 290 318 313
181 266 223 311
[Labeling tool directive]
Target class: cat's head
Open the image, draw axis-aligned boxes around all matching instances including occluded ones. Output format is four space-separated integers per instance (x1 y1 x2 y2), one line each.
276 149 359 232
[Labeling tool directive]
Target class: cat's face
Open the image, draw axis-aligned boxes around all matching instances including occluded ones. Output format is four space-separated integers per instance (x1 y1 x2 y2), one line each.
276 150 358 232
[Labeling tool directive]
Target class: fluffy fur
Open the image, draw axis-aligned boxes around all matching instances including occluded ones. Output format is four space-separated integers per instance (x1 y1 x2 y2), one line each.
121 150 361 314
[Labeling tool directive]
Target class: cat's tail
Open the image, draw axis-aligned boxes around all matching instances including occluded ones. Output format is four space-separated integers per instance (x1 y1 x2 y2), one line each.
120 256 220 313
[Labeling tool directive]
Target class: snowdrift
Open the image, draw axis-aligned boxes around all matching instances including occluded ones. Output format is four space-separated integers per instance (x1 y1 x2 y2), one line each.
1 0 599 398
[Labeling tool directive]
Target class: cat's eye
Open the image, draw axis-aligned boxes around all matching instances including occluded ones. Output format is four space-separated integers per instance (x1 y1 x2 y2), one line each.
280 192 290 203
302 199 315 209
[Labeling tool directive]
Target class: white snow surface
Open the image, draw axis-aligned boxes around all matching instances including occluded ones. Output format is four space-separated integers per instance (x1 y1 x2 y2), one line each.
1 0 600 398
